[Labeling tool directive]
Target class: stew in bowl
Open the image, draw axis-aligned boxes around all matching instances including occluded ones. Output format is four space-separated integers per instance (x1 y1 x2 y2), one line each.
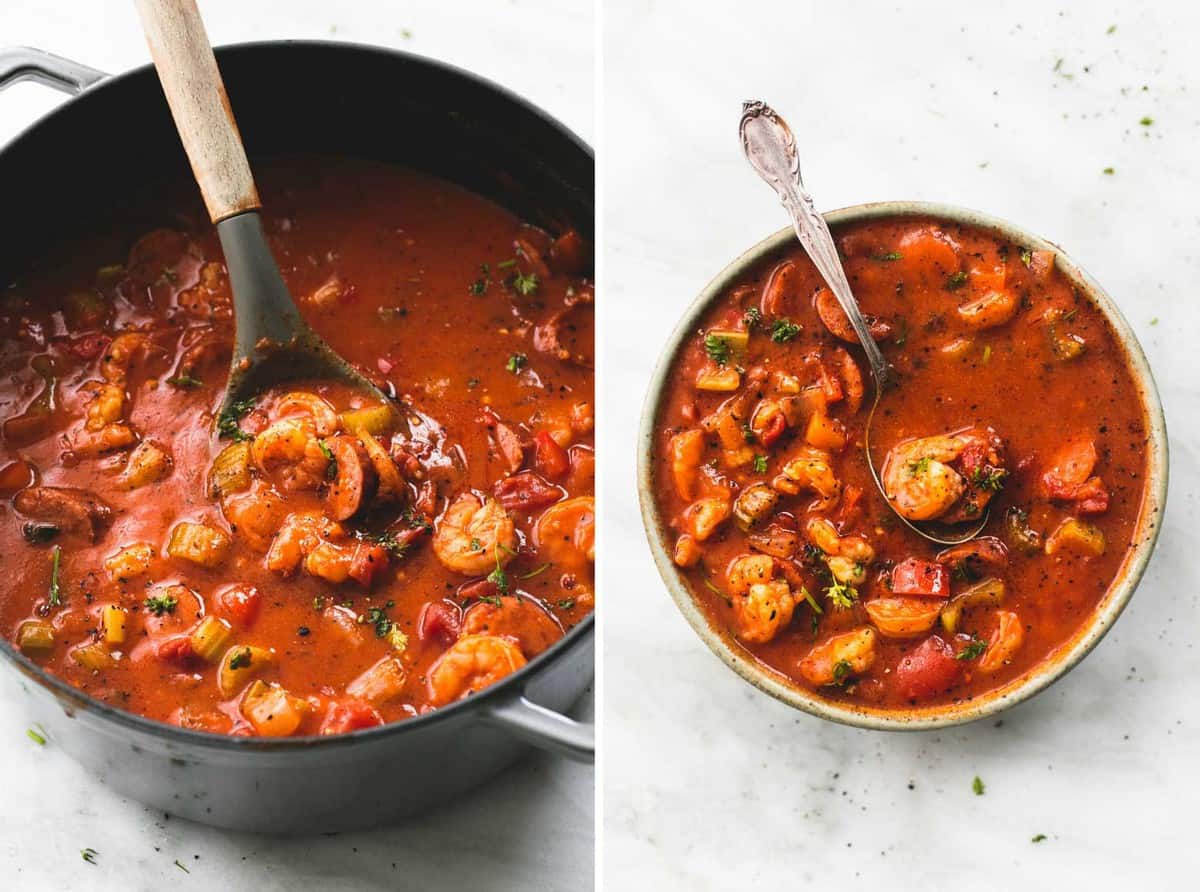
642 204 1165 726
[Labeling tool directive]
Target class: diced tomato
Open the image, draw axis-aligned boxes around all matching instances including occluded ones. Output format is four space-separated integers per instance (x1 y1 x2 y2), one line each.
758 412 787 449
215 585 261 626
376 356 395 375
533 431 571 480
320 699 384 735
891 558 951 598
549 229 589 275
494 471 562 512
349 544 389 587
418 600 461 647
156 636 197 665
894 636 962 701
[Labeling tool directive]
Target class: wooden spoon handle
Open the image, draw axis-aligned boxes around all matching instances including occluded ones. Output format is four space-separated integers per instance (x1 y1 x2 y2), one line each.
134 0 259 222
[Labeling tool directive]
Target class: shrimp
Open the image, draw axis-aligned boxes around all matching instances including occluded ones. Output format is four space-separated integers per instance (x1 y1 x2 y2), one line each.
806 517 874 585
83 382 125 431
251 418 330 491
773 446 841 508
274 392 340 437
880 435 969 522
434 492 517 575
882 430 1006 522
725 554 796 643
977 610 1024 673
799 627 878 686
222 487 286 552
533 495 595 571
428 635 527 706
100 332 152 385
461 595 563 658
814 287 893 343
669 429 704 500
266 511 344 574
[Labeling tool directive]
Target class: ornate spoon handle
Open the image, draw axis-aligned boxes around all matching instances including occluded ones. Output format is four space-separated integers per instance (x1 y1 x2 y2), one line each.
739 100 890 386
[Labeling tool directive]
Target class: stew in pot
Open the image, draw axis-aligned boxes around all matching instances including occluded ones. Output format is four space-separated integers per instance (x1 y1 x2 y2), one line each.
652 216 1149 710
0 157 594 736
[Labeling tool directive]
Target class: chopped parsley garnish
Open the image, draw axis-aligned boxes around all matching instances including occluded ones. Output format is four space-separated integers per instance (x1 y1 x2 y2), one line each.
47 545 62 608
907 455 932 477
981 344 993 364
476 593 504 608
741 422 755 443
1020 249 1033 267
518 563 551 580
831 659 852 685
1031 834 1047 843
512 271 539 296
800 585 823 616
957 636 988 661
496 259 517 270
469 278 489 295
825 579 858 609
363 606 393 638
175 860 190 873
770 318 801 343
316 439 338 480
144 593 178 616
312 596 326 611
557 598 576 610
871 251 903 261
945 271 969 290
743 306 762 330
217 398 255 442
487 565 510 595
1102 167 1115 175
165 373 202 389
972 775 986 796
971 466 1008 492
1139 116 1154 126
753 454 768 474
360 531 408 560
229 647 252 670
26 725 46 746
506 353 528 374
81 848 99 865
704 333 732 366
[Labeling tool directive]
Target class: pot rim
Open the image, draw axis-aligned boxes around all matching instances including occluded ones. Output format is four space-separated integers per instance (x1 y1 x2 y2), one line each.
637 200 1168 731
0 39 594 751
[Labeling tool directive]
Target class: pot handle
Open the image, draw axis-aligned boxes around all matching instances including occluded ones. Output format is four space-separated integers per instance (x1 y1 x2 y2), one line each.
0 47 107 95
482 692 594 764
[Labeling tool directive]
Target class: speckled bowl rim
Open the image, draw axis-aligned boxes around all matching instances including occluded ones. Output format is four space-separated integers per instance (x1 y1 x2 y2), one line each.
637 201 1169 731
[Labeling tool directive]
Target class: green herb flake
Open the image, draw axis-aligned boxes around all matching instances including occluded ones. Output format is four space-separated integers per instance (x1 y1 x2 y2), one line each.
165 374 203 389
831 659 852 685
469 278 489 296
907 455 932 477
1149 317 1159 326
945 271 969 290
1020 249 1033 268
871 251 903 262
26 725 46 746
217 398 256 442
1032 833 1048 843
972 775 986 796
1106 24 1116 34
800 585 823 616
144 593 178 616
743 306 762 330
1102 167 1115 175
175 859 190 873
81 848 99 865
487 565 510 595
518 563 551 580
770 318 801 343
47 545 62 608
363 606 393 639
704 333 732 366
511 271 539 296
506 353 528 374
957 636 988 661
556 598 576 610
1139 116 1154 126
825 579 858 609
316 439 338 480
753 454 768 474
228 647 252 670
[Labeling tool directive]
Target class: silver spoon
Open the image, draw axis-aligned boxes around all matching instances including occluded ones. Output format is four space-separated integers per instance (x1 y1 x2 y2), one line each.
134 0 402 434
738 99 986 546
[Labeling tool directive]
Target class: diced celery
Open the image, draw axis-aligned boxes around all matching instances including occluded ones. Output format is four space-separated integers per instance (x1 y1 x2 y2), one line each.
166 522 231 568
71 642 117 670
346 656 408 705
189 615 233 662
217 644 274 697
696 367 741 392
940 578 1006 634
17 620 54 653
207 442 252 499
340 404 395 437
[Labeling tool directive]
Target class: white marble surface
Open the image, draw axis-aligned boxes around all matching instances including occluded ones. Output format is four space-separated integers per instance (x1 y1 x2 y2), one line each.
0 1 594 889
603 0 1198 887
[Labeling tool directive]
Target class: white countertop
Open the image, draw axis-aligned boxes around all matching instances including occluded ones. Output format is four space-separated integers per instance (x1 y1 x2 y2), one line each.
602 0 1198 887
0 1 594 889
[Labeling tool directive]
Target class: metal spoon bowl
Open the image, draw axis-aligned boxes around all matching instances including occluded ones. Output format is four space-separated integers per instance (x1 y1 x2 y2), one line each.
738 100 986 546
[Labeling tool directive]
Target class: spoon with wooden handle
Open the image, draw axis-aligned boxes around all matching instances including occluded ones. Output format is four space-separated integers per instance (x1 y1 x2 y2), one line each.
133 0 402 432
739 99 986 545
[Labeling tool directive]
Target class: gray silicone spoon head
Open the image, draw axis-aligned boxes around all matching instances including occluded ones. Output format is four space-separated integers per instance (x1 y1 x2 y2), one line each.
135 0 400 430
738 99 986 546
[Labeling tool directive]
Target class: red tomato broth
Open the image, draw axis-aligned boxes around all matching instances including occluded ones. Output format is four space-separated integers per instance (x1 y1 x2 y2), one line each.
652 216 1150 711
0 156 594 736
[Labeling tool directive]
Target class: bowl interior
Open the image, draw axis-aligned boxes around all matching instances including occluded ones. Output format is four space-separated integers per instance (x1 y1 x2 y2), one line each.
638 201 1168 731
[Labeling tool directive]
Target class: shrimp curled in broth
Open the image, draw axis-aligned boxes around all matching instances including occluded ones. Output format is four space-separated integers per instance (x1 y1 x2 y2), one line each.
100 332 152 386
251 418 330 492
428 635 527 705
433 492 517 575
881 435 971 522
533 496 595 572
